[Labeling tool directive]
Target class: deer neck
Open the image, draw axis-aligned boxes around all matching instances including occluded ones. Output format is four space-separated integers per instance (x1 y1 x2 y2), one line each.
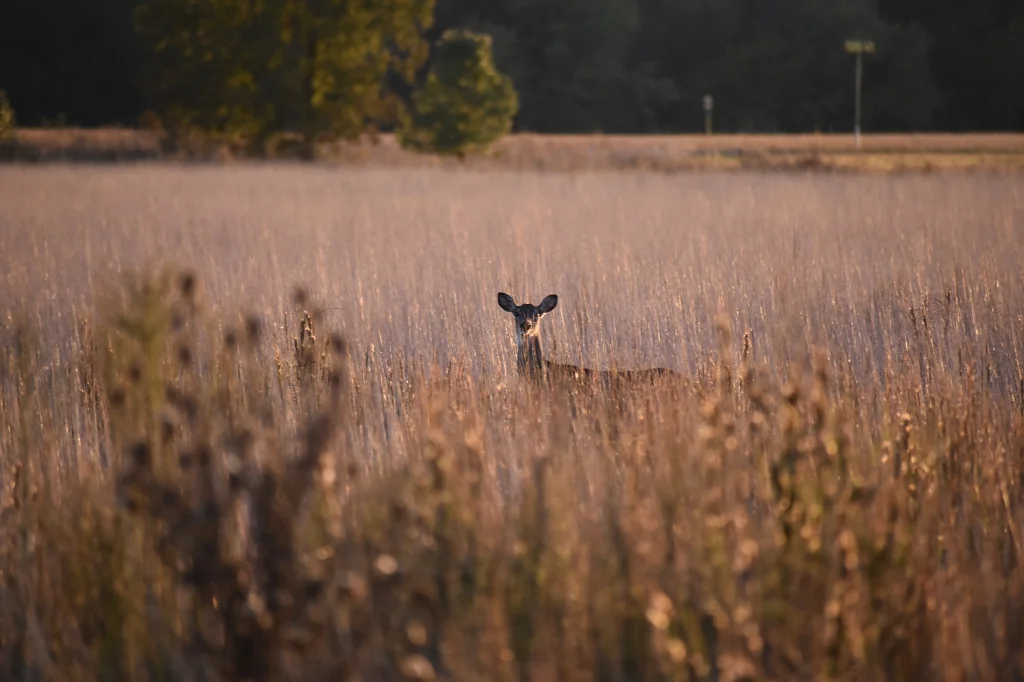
516 333 546 377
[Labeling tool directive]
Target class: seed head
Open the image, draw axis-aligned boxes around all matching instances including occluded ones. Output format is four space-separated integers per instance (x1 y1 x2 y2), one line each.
179 271 196 299
399 654 436 681
374 554 399 577
130 441 151 468
328 333 347 356
160 416 175 444
245 314 262 343
127 362 143 384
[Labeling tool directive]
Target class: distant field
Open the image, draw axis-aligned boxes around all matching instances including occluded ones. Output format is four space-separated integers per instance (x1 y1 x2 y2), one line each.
3 165 1021 380
6 127 1024 171
1 165 1023 680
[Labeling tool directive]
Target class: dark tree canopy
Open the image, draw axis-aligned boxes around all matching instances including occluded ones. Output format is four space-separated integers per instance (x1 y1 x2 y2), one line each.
399 29 518 156
1 0 1021 134
877 0 1024 130
0 0 144 126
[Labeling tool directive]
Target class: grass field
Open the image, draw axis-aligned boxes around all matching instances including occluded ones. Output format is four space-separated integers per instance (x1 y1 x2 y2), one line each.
6 128 1024 172
1 164 1023 681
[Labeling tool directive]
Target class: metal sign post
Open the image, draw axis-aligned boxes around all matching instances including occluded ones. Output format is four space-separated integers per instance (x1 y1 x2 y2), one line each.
844 40 875 149
703 94 714 135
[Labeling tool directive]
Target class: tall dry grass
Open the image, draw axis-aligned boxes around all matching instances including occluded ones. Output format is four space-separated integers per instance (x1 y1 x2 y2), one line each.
1 165 1023 681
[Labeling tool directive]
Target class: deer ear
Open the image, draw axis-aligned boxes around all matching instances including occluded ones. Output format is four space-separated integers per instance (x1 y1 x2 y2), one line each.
538 294 558 313
497 292 517 312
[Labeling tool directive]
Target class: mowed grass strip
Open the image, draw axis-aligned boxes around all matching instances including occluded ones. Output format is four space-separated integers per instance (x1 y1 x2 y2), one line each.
7 128 1024 170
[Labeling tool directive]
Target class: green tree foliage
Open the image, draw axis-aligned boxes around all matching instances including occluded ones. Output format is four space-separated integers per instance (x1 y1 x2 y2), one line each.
399 29 518 156
134 0 434 146
0 91 14 140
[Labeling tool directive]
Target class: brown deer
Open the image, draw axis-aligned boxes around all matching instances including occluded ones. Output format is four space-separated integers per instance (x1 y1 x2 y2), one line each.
497 292 678 391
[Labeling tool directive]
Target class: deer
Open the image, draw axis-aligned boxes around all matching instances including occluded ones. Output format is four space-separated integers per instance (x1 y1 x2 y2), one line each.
497 292 678 392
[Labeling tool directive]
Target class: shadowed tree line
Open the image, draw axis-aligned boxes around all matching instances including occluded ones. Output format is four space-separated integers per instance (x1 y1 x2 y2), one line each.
0 0 1021 135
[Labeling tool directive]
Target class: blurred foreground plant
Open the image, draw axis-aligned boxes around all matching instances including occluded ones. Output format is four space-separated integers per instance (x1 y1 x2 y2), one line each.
1 269 1023 682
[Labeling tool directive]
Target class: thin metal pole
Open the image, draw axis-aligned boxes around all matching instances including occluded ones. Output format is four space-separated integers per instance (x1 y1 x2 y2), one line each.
854 51 863 149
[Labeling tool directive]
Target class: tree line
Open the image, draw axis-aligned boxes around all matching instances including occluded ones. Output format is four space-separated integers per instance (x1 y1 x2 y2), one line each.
1 0 1021 137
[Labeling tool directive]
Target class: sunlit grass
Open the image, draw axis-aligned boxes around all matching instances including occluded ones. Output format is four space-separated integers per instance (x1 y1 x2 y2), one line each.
1 165 1022 681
